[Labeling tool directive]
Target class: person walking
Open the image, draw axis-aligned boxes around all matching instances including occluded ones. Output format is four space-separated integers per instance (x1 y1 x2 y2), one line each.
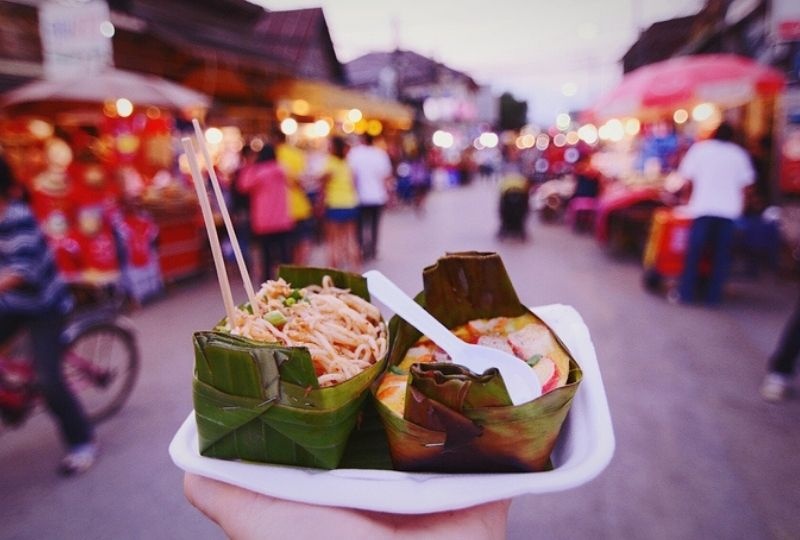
237 144 294 282
347 134 392 261
760 290 800 401
675 122 754 305
276 134 314 265
320 137 360 271
0 155 97 475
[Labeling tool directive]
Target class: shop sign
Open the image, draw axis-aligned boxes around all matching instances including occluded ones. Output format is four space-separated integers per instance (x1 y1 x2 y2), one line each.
38 0 113 79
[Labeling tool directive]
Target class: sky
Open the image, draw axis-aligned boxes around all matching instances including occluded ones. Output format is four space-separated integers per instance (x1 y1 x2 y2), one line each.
255 0 705 125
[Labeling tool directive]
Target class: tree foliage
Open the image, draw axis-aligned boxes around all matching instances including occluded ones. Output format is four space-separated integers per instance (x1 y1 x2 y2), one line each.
498 92 528 131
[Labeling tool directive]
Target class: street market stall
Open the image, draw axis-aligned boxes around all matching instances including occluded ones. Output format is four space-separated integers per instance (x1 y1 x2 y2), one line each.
587 53 786 257
0 68 212 294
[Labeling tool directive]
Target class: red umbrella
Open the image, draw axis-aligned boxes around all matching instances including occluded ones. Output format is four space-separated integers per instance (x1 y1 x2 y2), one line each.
591 54 785 121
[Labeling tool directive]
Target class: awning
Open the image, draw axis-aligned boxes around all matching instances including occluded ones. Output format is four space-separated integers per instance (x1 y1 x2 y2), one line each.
267 78 414 128
1 68 211 110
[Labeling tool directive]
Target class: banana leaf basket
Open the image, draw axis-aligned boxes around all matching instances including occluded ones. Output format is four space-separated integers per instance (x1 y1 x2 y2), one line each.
192 267 387 470
373 252 583 473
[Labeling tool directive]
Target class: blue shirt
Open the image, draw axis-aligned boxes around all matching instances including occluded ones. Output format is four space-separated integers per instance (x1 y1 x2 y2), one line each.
0 201 73 315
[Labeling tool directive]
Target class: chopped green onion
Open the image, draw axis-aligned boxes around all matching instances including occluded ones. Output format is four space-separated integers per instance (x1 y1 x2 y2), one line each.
262 310 288 327
526 354 542 367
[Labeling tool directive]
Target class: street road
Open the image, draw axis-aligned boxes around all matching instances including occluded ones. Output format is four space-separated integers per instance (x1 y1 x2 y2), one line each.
1 180 798 539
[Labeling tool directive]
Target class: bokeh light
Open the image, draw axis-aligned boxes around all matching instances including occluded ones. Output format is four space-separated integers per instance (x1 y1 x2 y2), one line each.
691 103 715 122
347 108 362 123
432 130 454 148
366 119 383 136
313 119 331 137
204 127 223 145
116 98 133 117
535 133 550 150
578 124 598 144
565 131 580 145
624 118 641 136
604 119 624 142
556 113 571 131
100 21 115 38
673 109 689 124
27 119 54 139
479 132 499 148
292 99 310 115
280 117 298 136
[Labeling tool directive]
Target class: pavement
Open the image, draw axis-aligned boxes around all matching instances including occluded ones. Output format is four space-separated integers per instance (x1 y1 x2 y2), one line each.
1 180 798 540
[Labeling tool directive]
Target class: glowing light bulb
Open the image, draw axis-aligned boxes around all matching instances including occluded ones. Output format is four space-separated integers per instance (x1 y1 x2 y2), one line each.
100 20 115 38
624 118 641 136
578 124 598 144
556 113 571 131
280 118 298 136
692 103 715 122
347 109 363 123
205 127 224 145
432 130 454 149
116 98 133 117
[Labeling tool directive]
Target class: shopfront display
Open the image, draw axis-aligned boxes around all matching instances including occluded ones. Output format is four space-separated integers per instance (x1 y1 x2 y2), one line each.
0 105 204 291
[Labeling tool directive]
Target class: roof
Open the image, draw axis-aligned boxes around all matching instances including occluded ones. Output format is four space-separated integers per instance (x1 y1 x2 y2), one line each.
622 15 698 73
254 8 344 82
346 49 478 93
108 0 344 83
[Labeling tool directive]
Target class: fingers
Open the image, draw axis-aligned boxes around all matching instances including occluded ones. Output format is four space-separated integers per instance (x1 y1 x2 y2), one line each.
184 473 225 525
183 473 511 540
184 473 266 538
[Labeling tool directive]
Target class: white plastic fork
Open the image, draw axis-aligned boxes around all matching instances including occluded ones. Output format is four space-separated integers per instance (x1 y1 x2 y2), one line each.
364 270 541 405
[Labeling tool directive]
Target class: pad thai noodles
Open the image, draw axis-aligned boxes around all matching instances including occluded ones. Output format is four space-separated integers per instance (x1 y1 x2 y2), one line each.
223 275 387 387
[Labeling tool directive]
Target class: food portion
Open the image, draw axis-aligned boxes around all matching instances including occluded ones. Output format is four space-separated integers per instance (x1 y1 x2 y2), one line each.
377 313 569 415
222 275 387 387
193 269 390 469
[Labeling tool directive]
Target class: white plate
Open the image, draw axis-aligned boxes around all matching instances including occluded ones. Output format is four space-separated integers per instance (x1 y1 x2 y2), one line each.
169 304 615 514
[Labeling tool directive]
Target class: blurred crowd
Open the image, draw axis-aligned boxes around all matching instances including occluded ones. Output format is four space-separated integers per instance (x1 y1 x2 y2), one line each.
206 132 434 281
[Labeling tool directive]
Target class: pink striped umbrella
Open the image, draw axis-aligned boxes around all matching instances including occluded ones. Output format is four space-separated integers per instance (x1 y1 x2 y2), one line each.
591 54 785 121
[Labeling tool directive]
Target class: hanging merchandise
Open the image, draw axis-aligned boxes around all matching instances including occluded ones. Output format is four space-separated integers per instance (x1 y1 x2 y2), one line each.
112 207 164 304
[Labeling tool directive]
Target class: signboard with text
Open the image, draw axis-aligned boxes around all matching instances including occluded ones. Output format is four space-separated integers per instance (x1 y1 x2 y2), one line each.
38 0 113 79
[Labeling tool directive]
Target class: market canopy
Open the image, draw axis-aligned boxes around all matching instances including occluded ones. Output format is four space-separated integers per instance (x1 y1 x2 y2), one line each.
0 68 212 110
267 78 414 129
590 54 786 122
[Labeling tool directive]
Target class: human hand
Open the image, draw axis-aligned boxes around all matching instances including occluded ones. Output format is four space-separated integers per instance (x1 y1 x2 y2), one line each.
184 473 510 540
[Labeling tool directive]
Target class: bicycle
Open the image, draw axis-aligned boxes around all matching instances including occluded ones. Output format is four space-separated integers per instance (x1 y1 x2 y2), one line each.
0 282 140 429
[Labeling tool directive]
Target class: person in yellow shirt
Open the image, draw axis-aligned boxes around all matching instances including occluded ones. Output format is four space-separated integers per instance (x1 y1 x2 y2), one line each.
320 137 360 270
276 135 313 265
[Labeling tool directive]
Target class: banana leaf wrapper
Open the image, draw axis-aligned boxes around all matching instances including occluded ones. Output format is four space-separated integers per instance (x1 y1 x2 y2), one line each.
193 267 387 469
373 252 583 473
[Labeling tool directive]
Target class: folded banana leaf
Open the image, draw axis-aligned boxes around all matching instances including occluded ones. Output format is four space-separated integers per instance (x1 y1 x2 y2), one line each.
374 252 583 473
193 267 387 469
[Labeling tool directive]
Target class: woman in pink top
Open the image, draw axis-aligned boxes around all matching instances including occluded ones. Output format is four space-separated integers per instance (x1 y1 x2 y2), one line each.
237 144 295 282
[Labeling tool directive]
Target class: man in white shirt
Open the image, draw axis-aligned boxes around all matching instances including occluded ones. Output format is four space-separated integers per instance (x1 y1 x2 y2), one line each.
676 122 754 305
347 135 393 260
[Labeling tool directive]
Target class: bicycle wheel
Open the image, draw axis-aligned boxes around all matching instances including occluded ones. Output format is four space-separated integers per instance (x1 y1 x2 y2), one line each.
62 323 139 423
